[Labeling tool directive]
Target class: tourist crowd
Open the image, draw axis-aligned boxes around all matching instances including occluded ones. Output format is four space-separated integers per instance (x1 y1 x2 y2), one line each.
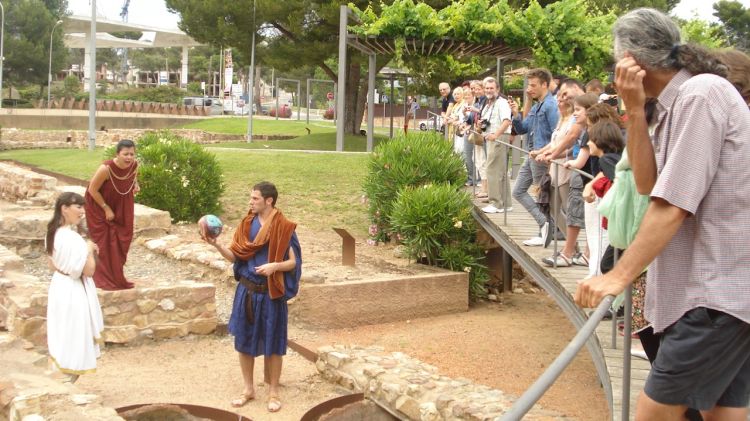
435 8 750 420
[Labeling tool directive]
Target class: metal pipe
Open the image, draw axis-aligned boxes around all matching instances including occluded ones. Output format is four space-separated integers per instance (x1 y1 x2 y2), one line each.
245 0 256 142
553 163 559 268
473 132 594 180
0 1 4 109
618 248 633 421
306 78 310 125
335 5 347 151
389 74 394 138
501 295 615 421
297 82 301 121
88 0 96 151
47 20 63 108
367 54 375 152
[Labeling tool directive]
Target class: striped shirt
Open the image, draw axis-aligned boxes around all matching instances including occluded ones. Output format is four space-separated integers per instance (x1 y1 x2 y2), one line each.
646 69 750 333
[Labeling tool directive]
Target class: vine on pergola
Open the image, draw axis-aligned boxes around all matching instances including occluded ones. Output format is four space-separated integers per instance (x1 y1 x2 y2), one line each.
349 0 617 82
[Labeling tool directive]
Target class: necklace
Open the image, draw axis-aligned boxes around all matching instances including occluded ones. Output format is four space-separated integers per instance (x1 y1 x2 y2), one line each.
108 159 137 181
107 168 137 196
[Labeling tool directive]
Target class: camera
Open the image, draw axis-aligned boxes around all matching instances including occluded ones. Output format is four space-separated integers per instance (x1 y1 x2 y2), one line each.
479 119 490 132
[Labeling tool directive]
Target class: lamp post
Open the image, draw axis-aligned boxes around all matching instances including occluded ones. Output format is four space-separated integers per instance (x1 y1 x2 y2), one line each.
0 1 5 109
245 0 256 142
47 19 63 108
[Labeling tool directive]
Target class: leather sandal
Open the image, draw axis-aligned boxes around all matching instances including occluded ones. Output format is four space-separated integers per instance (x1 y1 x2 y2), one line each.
231 392 255 408
267 395 282 412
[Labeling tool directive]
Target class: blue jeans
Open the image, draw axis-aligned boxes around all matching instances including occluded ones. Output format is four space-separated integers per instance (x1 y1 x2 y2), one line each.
463 136 478 183
512 157 549 228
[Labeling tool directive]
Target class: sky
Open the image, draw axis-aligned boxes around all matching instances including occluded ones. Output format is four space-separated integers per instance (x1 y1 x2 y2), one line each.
67 0 750 31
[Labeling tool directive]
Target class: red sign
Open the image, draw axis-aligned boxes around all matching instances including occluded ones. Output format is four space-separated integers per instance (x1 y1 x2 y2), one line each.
326 92 334 100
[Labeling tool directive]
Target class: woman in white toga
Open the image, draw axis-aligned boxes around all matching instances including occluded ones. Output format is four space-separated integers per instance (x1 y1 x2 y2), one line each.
45 192 104 382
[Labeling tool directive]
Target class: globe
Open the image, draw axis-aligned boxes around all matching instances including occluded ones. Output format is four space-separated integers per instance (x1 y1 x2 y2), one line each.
198 214 223 238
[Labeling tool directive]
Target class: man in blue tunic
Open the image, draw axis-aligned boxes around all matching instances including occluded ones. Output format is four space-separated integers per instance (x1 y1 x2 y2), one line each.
203 181 301 413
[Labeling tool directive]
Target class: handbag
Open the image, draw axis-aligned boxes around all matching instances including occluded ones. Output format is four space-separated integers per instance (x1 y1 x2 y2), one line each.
468 131 484 145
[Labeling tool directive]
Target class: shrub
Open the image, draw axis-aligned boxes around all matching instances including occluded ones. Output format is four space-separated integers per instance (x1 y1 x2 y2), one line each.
268 105 292 118
362 132 465 242
99 86 185 104
63 75 81 97
323 107 335 120
104 131 225 222
390 183 488 297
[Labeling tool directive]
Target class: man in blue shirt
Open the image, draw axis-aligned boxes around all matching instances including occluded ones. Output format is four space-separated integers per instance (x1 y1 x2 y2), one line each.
510 68 560 247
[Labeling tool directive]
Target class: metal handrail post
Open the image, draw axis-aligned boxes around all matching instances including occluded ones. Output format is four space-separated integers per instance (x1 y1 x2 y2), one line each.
503 139 508 226
501 295 615 421
553 163 559 269
619 249 633 421
306 78 310 125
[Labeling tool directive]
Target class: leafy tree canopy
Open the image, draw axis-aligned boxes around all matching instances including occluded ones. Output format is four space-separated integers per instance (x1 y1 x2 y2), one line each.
351 0 616 83
4 0 68 89
713 0 750 51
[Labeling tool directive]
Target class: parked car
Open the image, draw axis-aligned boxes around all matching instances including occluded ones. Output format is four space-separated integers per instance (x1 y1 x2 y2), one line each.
418 116 445 134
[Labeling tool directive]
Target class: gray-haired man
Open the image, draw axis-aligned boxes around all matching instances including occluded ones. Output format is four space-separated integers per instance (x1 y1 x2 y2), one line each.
575 8 750 421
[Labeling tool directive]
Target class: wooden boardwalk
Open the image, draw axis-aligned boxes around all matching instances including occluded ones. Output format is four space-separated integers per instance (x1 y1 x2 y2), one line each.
471 190 650 421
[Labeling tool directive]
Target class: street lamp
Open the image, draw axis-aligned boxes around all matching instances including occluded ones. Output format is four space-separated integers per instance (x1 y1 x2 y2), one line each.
245 0 256 142
48 19 64 108
0 1 5 109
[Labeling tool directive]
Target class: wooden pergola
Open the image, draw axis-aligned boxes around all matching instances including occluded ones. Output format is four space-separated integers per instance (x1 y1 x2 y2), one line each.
335 5 533 152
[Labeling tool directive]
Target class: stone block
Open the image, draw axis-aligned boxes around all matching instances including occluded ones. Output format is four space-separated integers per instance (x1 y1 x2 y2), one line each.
103 326 138 344
188 318 217 335
290 271 469 329
395 395 421 420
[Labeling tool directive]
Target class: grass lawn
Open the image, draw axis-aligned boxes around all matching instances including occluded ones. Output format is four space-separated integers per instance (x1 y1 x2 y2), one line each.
210 132 387 152
0 148 371 235
180 117 337 136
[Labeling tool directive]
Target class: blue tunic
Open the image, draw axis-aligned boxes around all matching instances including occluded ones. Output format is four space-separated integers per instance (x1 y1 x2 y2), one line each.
228 217 301 356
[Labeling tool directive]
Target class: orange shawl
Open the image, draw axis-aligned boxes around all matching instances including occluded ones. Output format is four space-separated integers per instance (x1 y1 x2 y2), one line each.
230 208 297 299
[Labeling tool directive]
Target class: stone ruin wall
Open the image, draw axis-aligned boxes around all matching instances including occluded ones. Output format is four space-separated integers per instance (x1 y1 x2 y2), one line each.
317 345 573 421
0 128 295 150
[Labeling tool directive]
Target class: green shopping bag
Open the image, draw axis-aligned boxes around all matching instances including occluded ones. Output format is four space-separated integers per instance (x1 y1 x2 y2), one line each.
597 152 650 249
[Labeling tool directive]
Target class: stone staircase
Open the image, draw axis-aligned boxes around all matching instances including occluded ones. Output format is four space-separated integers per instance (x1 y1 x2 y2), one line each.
0 334 124 421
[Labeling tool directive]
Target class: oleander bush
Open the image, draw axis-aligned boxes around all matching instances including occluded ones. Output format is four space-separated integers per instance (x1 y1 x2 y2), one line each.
363 131 465 243
390 183 488 298
104 130 224 222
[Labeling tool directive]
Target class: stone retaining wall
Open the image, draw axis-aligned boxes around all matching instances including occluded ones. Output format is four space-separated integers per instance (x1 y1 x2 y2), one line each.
0 128 295 150
316 345 572 421
1 271 217 347
0 162 58 205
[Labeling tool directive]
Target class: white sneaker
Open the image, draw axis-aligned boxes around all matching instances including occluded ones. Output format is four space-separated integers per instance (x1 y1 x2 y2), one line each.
631 349 648 360
523 237 544 246
497 207 513 213
482 205 500 213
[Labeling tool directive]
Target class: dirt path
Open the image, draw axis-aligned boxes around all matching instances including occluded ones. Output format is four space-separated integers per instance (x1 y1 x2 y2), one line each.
76 292 608 421
21 221 608 420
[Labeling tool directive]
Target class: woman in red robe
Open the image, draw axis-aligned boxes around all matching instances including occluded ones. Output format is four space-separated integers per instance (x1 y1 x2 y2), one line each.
84 139 139 290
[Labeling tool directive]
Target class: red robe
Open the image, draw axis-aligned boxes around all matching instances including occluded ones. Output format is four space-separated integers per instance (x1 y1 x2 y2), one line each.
84 159 137 290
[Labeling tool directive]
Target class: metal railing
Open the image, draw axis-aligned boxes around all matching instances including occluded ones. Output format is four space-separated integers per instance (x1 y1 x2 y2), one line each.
464 130 634 420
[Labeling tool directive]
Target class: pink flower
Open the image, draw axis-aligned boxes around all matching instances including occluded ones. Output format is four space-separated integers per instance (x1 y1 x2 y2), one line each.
366 239 378 246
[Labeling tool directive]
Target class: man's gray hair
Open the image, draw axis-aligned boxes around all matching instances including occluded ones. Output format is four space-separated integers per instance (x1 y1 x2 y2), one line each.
613 8 681 70
483 76 498 87
613 8 727 77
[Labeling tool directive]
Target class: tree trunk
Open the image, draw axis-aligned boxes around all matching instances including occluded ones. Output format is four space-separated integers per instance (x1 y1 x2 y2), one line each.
344 61 363 135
